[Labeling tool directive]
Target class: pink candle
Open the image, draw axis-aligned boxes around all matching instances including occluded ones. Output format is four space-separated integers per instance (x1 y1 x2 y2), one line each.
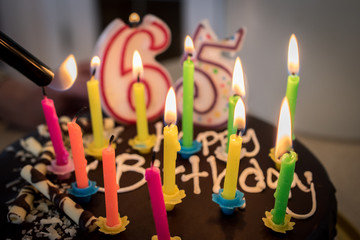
145 165 171 240
102 145 120 227
41 96 69 166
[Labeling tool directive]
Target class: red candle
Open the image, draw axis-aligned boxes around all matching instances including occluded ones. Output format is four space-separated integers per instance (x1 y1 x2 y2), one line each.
102 144 120 227
67 120 89 188
145 165 171 240
41 96 69 165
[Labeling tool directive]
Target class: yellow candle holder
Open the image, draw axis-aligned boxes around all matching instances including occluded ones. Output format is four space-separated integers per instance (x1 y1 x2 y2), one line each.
262 210 295 233
85 139 116 160
96 215 129 235
128 134 157 154
268 147 297 170
162 185 186 211
152 236 181 240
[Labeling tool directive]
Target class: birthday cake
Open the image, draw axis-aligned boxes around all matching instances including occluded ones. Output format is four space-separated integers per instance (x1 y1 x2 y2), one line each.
1 114 337 239
0 13 337 240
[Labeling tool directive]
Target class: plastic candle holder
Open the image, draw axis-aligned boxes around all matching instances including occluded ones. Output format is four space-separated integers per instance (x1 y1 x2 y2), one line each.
178 139 202 159
212 188 245 215
268 147 297 170
47 160 74 180
162 185 186 211
85 139 109 159
68 180 99 204
129 134 157 154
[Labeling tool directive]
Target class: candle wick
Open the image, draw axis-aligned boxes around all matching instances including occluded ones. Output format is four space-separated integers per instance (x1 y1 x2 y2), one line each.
237 128 244 137
72 106 88 123
91 68 96 77
151 151 156 167
109 135 115 147
42 87 47 97
137 75 140 83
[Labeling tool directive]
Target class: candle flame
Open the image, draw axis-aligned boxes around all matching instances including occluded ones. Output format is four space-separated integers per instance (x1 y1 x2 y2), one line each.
233 98 246 131
232 57 246 97
129 12 140 24
184 35 195 55
288 34 299 75
90 56 100 75
132 50 143 79
53 54 77 91
164 87 177 125
275 97 292 160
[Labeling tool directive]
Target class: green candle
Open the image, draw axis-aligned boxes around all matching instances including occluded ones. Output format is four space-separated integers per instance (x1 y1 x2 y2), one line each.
226 57 245 152
286 74 299 140
286 34 300 140
182 36 195 147
226 95 239 152
271 151 297 225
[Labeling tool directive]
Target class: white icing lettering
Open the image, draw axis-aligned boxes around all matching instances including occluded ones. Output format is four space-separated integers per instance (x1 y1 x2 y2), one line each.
207 155 226 194
181 156 209 194
98 153 160 193
196 131 220 156
239 158 266 193
287 171 317 219
214 128 260 162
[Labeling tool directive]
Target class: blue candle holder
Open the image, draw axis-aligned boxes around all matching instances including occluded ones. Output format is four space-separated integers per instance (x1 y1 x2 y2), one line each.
178 139 202 159
68 180 99 204
212 188 245 215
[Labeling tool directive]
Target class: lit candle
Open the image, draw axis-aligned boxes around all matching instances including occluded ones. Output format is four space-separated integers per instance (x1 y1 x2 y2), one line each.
226 57 246 153
145 162 171 240
182 36 195 147
132 50 150 141
163 87 181 195
67 116 89 188
271 97 298 225
87 56 105 150
222 98 246 200
102 136 120 227
41 55 77 166
286 34 300 139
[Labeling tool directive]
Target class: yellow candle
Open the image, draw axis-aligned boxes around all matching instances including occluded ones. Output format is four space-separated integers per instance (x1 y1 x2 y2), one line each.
133 82 149 141
87 56 105 148
132 50 149 141
163 124 180 194
222 134 242 199
163 87 181 195
222 98 246 200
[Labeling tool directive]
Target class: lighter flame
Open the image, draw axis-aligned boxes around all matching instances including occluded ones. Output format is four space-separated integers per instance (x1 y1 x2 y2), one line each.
164 87 177 125
132 50 143 79
56 54 77 90
232 57 246 97
275 97 292 160
288 34 299 75
184 35 195 55
233 98 246 131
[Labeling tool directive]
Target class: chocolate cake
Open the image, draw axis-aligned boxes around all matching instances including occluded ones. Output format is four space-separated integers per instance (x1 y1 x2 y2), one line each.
1 115 337 239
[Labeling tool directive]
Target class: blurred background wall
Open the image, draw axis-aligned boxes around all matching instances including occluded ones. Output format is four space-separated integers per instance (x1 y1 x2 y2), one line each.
1 0 359 140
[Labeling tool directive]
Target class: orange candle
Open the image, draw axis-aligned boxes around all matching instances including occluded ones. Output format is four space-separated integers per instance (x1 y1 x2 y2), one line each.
102 142 120 227
67 120 89 188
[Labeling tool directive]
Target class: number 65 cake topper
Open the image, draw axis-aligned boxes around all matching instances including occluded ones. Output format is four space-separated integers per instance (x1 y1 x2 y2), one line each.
175 20 246 128
94 14 172 124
